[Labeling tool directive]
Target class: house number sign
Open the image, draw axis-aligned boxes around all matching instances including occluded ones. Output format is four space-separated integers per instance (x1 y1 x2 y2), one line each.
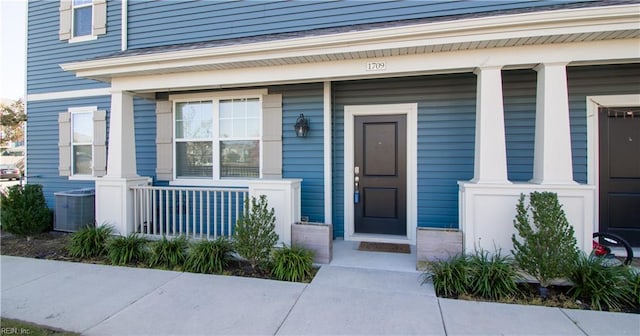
366 61 386 71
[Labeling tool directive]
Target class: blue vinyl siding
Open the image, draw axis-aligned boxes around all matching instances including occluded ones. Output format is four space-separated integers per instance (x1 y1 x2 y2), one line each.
133 97 158 179
503 69 537 182
333 74 477 235
26 96 111 208
27 1 121 94
127 0 588 49
275 83 325 224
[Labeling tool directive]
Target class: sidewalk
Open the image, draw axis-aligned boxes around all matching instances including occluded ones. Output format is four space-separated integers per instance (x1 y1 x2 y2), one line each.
1 255 638 335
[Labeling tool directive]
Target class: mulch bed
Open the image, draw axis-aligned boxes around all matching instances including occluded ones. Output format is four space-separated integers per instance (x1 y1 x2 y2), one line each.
0 230 316 282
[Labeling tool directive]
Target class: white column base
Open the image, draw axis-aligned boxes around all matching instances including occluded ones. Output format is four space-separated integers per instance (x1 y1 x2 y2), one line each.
248 179 302 246
95 176 151 235
459 181 595 254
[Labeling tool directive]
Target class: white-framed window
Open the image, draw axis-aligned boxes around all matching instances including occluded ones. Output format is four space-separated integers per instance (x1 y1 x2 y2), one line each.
173 97 262 180
58 0 107 42
72 0 93 38
58 106 107 178
71 110 94 175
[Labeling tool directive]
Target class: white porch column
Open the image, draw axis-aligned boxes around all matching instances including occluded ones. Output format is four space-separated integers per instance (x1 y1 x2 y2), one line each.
531 63 576 185
470 66 510 184
95 90 149 235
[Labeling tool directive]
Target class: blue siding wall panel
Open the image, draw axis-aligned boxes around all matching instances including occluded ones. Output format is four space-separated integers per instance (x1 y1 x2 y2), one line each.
27 1 121 94
275 84 325 224
503 69 537 182
26 96 111 208
133 97 158 179
127 0 588 49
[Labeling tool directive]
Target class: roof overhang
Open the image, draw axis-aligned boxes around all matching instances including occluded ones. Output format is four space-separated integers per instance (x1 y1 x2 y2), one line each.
61 4 640 90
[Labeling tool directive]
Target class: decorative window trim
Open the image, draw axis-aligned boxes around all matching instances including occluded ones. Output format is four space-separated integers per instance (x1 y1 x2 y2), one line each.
156 89 281 182
58 106 107 178
171 94 263 182
59 0 107 42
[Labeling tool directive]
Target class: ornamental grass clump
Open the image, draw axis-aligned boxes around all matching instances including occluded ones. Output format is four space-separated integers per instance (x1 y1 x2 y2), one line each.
148 235 188 269
0 184 52 239
107 233 148 265
271 245 314 282
568 254 634 311
68 224 113 258
467 249 519 301
511 192 579 296
234 195 279 270
184 237 234 274
423 254 470 298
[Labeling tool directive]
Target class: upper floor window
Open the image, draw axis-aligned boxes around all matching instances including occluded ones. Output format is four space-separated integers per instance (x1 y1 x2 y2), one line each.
59 0 107 42
72 0 93 38
174 98 261 180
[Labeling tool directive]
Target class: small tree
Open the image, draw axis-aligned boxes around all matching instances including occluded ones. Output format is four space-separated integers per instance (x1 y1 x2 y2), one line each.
511 192 579 293
0 184 52 239
234 195 279 270
0 99 26 146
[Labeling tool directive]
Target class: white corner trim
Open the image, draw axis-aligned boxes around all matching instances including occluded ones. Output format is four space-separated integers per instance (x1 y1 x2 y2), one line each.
27 88 111 102
343 103 418 244
121 0 128 51
323 81 332 225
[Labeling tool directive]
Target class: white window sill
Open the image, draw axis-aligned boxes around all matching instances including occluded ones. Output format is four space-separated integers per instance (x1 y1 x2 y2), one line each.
68 35 97 44
68 175 96 181
170 179 261 188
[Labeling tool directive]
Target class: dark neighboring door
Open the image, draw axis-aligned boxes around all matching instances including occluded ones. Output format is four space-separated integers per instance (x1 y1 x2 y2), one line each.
354 114 407 235
599 107 640 246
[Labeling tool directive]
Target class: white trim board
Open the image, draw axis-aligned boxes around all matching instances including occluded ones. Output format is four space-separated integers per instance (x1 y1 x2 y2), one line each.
343 103 418 244
586 94 640 232
27 88 111 102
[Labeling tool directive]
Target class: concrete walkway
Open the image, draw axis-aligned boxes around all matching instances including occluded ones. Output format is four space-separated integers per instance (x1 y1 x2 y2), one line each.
1 255 638 335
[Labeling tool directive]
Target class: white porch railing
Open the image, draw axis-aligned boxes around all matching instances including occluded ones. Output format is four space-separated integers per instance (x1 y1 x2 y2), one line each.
131 185 249 239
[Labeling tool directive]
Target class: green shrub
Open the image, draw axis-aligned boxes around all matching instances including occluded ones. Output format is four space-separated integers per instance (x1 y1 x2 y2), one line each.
423 254 470 298
148 236 188 269
511 192 580 289
107 234 148 265
467 249 518 300
68 224 113 258
0 184 52 238
568 254 634 311
234 195 279 270
271 245 314 282
184 237 234 274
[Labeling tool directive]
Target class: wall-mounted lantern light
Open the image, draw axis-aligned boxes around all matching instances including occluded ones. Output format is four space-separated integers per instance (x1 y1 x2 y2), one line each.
294 113 309 137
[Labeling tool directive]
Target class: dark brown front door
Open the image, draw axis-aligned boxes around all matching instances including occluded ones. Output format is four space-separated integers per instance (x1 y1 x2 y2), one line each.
354 115 407 235
599 107 640 246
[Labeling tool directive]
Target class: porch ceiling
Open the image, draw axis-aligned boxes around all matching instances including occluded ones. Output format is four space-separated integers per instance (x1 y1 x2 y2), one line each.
61 4 640 86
